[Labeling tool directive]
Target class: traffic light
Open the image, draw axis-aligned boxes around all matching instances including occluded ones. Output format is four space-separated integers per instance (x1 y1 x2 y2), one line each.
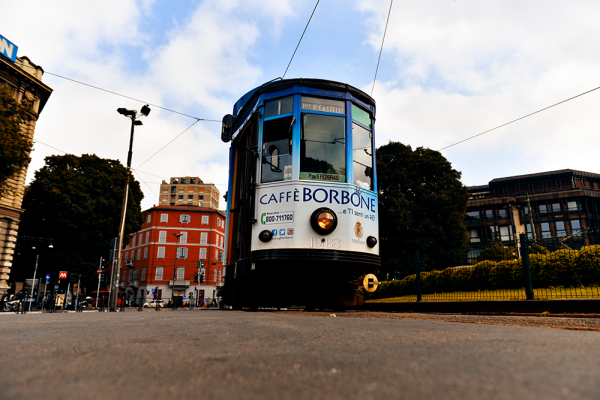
200 273 204 283
193 273 199 283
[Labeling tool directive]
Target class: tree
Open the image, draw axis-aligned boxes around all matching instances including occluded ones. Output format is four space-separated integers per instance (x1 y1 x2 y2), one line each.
377 141 469 270
14 154 145 289
0 84 32 197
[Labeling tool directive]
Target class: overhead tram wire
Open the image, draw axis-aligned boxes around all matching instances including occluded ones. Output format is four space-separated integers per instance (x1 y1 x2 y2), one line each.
282 0 320 79
33 139 67 154
133 170 160 200
135 119 201 170
17 64 219 122
438 85 600 151
371 0 394 97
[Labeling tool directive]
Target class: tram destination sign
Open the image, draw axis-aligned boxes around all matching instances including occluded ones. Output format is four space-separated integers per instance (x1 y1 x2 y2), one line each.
301 96 345 115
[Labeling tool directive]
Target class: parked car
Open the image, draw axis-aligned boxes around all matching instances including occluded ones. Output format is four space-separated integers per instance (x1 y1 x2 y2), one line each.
143 300 165 308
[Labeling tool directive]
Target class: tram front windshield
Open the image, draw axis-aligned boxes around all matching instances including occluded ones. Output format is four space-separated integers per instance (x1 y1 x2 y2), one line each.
262 116 293 183
300 113 346 182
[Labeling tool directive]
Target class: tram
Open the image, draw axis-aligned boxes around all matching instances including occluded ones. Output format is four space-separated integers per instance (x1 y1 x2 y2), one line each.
221 78 379 309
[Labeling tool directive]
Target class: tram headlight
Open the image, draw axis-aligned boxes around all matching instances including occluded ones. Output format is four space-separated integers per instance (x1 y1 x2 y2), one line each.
310 208 338 235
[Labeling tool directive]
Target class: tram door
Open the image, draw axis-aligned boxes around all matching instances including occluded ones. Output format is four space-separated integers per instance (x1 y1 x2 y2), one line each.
227 119 258 266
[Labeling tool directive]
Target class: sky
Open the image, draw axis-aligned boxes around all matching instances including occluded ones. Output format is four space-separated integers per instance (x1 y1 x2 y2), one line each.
2 0 600 211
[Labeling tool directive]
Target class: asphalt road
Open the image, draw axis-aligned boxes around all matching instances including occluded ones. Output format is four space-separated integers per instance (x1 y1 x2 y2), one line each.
1 310 598 400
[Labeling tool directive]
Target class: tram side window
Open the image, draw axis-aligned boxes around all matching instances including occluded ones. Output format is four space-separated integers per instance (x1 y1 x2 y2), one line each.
261 116 294 183
352 123 373 190
264 96 293 118
300 113 346 182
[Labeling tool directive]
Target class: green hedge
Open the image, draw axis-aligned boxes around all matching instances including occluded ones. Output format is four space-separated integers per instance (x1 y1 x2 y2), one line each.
369 245 600 299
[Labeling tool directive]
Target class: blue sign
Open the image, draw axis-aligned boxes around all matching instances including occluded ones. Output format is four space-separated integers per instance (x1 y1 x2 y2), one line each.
0 34 18 62
279 229 285 235
46 274 50 281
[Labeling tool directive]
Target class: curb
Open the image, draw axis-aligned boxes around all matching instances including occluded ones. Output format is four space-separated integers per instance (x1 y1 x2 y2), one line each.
362 299 600 314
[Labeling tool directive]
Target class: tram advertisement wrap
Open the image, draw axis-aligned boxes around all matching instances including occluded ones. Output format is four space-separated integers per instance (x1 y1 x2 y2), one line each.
252 182 379 254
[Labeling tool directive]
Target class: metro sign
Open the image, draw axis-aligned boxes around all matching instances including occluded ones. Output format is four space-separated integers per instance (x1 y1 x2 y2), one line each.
0 34 18 62
59 271 68 279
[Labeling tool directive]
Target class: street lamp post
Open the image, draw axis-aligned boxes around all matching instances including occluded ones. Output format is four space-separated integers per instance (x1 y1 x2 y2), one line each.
109 105 150 312
172 233 183 310
19 237 53 312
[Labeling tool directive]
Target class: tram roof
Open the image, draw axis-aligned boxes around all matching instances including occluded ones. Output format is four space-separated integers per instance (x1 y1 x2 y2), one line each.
232 78 376 118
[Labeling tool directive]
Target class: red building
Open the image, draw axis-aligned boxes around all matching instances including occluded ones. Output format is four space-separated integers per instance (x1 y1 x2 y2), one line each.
119 205 226 305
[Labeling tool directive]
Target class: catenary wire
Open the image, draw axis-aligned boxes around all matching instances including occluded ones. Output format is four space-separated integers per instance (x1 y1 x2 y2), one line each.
371 0 393 97
283 0 320 79
133 170 160 200
33 139 67 154
135 119 201 170
17 64 219 122
438 86 600 151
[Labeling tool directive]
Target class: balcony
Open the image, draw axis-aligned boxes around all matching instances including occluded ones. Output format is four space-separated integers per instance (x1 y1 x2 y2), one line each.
169 280 190 287
130 280 139 287
119 281 127 288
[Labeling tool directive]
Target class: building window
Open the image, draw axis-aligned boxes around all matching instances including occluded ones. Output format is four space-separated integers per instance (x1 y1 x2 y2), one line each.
571 219 582 235
145 231 150 243
218 269 222 282
123 271 127 281
202 216 209 224
139 233 143 245
200 232 208 244
180 232 187 244
177 267 185 280
131 236 136 247
178 195 184 200
200 248 207 260
177 247 188 259
539 205 548 217
525 223 533 239
155 267 163 280
147 214 151 224
215 249 218 260
188 195 194 200
129 270 133 281
133 269 139 281
180 214 191 223
137 249 141 260
567 201 581 214
552 203 562 215
541 222 551 238
219 251 223 262
555 221 567 237
468 229 480 243
199 195 204 200
143 247 148 259
499 226 511 241
160 213 168 222
159 231 167 243
486 226 499 241
465 211 480 223
142 267 146 281
217 218 221 227
213 268 217 282
497 209 507 220
484 210 493 221
157 247 165 259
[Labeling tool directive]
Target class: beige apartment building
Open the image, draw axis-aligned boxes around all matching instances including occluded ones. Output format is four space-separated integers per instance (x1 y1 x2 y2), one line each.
0 55 52 293
159 177 220 210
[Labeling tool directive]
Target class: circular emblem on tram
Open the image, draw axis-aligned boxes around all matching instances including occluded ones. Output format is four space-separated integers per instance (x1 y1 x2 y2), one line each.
354 222 364 239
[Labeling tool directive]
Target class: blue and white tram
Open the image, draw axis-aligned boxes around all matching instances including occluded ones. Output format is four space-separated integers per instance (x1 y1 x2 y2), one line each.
221 78 379 308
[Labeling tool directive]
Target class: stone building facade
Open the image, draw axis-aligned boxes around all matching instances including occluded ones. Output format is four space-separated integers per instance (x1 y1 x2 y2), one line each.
159 176 220 209
0 55 52 292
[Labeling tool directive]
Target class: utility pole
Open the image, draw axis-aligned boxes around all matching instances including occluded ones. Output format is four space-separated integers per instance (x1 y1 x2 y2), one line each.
526 194 537 241
74 274 81 311
172 233 183 310
110 105 150 311
28 254 39 312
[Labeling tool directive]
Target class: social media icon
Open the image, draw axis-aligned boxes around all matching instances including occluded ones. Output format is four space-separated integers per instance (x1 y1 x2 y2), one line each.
271 229 278 236
279 229 285 235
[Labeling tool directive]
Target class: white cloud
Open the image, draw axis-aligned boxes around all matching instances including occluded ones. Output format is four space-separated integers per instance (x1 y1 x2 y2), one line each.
358 0 600 186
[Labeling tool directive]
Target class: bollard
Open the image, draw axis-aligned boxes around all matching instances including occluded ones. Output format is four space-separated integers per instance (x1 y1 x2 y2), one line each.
415 251 422 302
520 233 535 300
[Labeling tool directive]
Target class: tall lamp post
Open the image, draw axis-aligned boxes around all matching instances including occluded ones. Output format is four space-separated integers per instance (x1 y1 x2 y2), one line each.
20 236 53 312
172 233 183 310
109 104 151 312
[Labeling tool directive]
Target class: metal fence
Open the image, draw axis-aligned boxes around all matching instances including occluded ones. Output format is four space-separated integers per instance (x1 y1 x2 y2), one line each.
370 233 600 303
